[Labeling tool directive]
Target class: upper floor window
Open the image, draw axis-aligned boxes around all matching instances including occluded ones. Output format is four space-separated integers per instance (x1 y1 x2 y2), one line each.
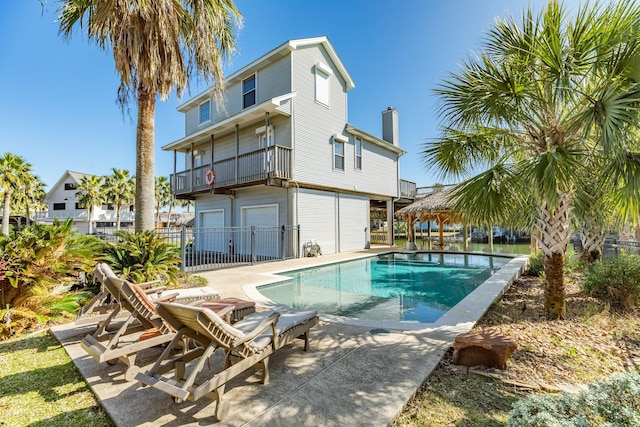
53 203 65 210
315 63 332 106
355 138 362 170
75 202 85 210
199 99 211 124
333 140 344 171
243 74 256 109
64 183 77 191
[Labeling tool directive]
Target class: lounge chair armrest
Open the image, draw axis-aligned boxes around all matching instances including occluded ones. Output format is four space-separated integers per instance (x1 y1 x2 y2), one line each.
156 292 179 303
144 286 167 295
136 279 164 289
234 312 280 346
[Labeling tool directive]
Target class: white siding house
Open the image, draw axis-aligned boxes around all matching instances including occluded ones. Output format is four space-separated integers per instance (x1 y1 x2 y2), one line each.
42 170 134 234
164 37 410 255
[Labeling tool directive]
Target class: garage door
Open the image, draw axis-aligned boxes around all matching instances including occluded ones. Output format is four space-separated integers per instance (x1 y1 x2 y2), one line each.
198 210 225 252
241 205 278 258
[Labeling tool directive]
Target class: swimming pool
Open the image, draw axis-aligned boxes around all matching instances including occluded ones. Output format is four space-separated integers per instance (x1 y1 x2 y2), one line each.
257 252 512 324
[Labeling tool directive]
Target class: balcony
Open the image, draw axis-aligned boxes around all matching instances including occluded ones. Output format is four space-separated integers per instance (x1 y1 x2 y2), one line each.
399 179 417 199
172 145 292 197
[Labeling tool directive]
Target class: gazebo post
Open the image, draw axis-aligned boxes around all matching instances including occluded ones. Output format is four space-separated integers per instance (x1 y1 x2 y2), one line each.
407 215 416 250
462 223 468 251
427 220 432 250
438 215 445 250
488 224 494 252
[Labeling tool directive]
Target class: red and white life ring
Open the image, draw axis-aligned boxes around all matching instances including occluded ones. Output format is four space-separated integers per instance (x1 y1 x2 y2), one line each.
205 169 215 185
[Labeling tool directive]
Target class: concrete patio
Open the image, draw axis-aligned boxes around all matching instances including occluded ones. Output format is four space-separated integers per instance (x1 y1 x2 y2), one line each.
51 249 527 426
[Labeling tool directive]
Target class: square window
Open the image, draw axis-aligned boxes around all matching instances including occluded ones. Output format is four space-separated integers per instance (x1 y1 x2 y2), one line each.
243 75 256 109
53 203 65 210
199 100 211 124
64 183 77 191
334 140 344 171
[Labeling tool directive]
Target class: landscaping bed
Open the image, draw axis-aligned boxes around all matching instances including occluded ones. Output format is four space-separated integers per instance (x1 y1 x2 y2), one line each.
393 274 640 426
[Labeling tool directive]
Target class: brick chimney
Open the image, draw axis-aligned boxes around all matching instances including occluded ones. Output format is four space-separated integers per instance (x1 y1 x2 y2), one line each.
382 107 399 146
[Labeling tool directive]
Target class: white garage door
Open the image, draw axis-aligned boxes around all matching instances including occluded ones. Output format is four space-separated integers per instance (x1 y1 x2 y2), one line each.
241 205 278 258
198 210 225 252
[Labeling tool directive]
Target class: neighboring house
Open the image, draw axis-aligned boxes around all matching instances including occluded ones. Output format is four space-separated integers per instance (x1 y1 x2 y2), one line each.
42 170 134 234
164 37 415 255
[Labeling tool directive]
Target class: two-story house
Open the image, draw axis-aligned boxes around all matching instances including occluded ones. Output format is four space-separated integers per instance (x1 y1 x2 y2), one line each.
165 37 411 255
42 170 134 234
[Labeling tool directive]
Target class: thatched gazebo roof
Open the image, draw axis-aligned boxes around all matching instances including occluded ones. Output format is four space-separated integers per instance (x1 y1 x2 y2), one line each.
174 212 195 227
395 186 462 224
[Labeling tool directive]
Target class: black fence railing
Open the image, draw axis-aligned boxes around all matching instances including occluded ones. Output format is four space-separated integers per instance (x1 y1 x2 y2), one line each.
155 225 301 273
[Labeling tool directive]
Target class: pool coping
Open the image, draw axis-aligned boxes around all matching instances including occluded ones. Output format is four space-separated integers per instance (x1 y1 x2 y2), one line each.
244 251 529 332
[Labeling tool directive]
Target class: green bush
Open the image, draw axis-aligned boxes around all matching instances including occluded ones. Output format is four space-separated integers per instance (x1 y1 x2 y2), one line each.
582 251 640 312
99 230 181 285
527 251 545 277
0 220 101 338
508 372 640 426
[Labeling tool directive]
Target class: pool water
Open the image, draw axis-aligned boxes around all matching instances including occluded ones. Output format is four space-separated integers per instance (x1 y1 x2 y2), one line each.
258 252 511 323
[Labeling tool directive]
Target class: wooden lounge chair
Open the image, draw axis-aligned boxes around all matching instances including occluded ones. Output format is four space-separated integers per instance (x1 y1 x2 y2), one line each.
80 279 179 381
76 262 220 326
135 302 319 420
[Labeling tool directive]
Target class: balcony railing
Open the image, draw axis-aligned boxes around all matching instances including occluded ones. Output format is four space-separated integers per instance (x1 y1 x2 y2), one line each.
172 145 292 196
400 179 417 199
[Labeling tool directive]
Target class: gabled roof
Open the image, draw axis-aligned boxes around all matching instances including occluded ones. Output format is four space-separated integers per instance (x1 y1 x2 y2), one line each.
346 124 406 156
44 170 91 202
177 36 355 112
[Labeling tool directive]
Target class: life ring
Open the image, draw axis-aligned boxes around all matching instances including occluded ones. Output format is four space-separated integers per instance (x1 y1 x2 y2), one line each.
205 169 215 185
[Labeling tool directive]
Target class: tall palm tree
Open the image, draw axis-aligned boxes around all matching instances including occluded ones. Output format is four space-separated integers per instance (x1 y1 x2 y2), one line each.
57 0 241 232
154 176 171 225
102 168 135 231
423 0 640 319
76 175 104 234
0 153 33 236
21 175 46 227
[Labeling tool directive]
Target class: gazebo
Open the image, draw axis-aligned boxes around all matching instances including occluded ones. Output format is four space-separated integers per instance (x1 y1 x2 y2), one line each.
395 186 466 250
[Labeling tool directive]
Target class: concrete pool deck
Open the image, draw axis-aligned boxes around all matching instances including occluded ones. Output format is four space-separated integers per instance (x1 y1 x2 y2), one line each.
51 248 528 426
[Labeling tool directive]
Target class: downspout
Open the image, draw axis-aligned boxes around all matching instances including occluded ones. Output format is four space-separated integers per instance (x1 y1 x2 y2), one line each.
210 134 214 193
190 142 194 192
235 124 239 185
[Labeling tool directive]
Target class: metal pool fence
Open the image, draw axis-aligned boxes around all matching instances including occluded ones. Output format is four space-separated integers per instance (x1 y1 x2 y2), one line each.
155 225 301 272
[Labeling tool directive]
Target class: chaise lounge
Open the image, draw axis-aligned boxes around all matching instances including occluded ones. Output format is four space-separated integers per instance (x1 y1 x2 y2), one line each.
134 302 319 421
76 262 220 326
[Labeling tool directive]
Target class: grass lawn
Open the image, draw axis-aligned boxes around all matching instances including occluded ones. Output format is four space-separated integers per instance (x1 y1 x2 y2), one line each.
0 330 113 427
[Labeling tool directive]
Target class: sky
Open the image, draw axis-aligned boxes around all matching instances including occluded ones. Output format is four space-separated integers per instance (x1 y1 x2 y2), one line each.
1 0 576 192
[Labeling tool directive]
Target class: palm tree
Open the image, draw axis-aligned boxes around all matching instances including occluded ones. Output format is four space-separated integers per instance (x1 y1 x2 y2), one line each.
423 0 640 319
0 153 33 235
154 176 171 225
102 169 135 231
21 175 46 227
76 175 104 234
57 0 241 232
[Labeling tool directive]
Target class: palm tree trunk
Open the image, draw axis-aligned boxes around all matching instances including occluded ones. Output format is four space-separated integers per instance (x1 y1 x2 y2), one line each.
116 204 121 232
535 192 573 320
2 190 11 236
579 225 607 263
135 88 156 231
88 206 93 235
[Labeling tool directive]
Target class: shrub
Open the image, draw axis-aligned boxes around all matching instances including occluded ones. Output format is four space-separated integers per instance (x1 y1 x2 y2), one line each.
99 230 181 285
0 220 101 339
582 251 640 312
526 251 545 277
508 372 640 426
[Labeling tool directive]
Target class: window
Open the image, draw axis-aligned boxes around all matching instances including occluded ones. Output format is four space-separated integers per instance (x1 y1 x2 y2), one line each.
333 140 344 171
199 99 211 124
64 183 77 190
75 202 85 210
355 138 362 170
315 63 332 106
53 203 65 210
256 126 275 171
242 74 256 109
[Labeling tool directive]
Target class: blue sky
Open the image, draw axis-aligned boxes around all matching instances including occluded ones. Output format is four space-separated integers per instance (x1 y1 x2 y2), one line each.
1 0 568 191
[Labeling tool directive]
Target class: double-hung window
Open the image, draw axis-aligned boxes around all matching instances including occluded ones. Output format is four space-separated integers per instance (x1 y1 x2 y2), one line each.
243 74 256 109
199 99 211 124
355 138 362 170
